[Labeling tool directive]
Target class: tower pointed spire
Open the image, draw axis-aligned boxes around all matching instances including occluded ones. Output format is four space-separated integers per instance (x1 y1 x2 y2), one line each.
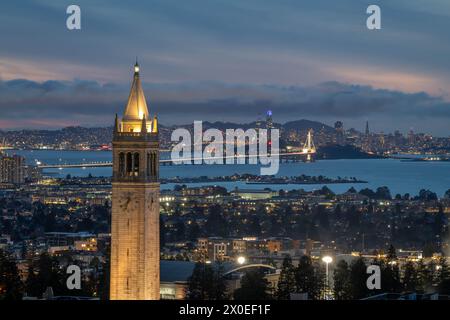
123 61 149 121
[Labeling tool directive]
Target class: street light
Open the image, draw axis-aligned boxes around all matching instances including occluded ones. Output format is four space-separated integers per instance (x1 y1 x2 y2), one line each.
322 256 333 264
322 256 333 299
237 256 246 265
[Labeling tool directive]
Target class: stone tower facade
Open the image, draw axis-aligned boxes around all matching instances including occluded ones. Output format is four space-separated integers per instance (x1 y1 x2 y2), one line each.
110 62 160 300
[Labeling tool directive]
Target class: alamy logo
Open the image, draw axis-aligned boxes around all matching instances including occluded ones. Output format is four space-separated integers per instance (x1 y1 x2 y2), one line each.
171 121 280 175
66 265 81 290
66 5 81 30
366 265 381 290
366 5 381 30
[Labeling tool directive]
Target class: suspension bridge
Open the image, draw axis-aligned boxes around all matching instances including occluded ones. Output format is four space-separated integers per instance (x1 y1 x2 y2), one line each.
36 130 317 169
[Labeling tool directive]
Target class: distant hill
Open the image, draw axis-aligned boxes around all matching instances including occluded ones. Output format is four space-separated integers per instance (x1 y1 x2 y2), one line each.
283 119 334 133
167 119 334 132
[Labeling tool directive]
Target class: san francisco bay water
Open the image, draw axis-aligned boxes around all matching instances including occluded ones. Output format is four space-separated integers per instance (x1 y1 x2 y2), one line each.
11 150 450 197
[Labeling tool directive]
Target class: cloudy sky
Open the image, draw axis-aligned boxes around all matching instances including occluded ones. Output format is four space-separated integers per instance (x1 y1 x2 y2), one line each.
1 0 450 134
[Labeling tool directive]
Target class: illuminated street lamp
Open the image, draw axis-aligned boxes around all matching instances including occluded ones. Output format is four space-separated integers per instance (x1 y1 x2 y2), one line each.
322 256 333 299
322 256 333 264
237 256 246 265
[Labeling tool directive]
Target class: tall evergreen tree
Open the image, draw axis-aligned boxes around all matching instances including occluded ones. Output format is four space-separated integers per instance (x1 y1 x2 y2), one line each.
25 263 39 297
234 270 270 300
386 244 397 261
402 261 418 292
187 263 213 300
349 258 370 299
98 245 110 300
382 245 402 293
276 255 296 300
436 256 450 294
295 255 323 300
333 260 351 300
211 262 228 300
416 259 433 293
186 262 227 300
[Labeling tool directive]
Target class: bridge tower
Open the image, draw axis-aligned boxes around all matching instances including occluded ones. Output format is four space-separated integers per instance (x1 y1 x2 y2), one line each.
302 129 316 162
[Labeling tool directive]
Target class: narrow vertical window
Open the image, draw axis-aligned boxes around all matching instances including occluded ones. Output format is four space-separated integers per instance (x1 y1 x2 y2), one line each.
146 152 151 177
133 152 139 176
126 152 132 174
119 152 125 176
153 152 158 179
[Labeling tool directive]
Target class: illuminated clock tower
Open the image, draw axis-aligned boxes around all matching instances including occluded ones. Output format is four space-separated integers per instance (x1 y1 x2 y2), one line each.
110 62 160 300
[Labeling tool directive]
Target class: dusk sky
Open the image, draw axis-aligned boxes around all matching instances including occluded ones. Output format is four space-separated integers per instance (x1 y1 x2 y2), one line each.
1 0 450 135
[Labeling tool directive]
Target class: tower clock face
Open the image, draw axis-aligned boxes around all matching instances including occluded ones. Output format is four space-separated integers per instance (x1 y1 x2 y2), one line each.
118 192 139 212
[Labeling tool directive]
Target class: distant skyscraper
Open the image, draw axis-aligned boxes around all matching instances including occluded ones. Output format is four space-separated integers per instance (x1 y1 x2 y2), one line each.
110 62 160 300
408 129 415 145
334 121 344 145
365 121 370 136
266 110 273 129
0 154 25 185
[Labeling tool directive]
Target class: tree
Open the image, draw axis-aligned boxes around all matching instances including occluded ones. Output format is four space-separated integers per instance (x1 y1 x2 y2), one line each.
444 189 450 199
387 245 397 261
25 263 40 297
416 259 429 293
333 260 351 300
317 186 334 199
375 186 391 200
402 261 418 292
382 245 401 293
295 255 323 300
25 253 65 298
211 262 228 300
436 256 450 294
349 258 370 299
98 245 110 300
187 263 213 300
234 270 270 300
276 255 296 300
186 262 227 300
381 263 401 294
418 189 438 202
0 250 23 300
347 187 357 193
359 188 375 199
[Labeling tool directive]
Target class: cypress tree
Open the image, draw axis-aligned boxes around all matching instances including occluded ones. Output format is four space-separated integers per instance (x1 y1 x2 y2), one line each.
276 255 296 300
333 260 351 300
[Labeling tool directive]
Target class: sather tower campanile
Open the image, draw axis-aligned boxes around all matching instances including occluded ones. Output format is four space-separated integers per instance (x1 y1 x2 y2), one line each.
110 62 160 300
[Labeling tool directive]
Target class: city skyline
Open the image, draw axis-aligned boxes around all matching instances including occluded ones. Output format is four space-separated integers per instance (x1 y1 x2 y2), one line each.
1 1 450 134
